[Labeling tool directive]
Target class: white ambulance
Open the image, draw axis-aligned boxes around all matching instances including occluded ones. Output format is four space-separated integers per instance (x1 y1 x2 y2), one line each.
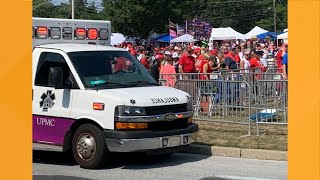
32 18 198 169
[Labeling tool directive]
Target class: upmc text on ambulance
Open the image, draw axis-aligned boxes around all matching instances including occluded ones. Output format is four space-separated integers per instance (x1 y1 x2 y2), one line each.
32 18 198 169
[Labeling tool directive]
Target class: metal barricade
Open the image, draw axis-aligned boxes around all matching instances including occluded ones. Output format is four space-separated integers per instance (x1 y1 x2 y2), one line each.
173 73 223 104
226 72 284 99
159 72 287 136
252 80 288 135
191 79 252 135
266 68 283 73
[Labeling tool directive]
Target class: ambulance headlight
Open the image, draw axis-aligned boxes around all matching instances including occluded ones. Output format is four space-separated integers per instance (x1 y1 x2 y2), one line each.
115 106 147 116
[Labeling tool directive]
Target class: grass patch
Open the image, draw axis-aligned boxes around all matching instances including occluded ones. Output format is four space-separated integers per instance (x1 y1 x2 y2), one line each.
194 120 287 151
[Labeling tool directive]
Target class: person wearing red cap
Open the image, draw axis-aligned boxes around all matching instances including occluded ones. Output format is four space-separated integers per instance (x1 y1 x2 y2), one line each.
178 48 196 76
250 52 266 81
140 55 150 71
113 57 127 73
194 48 204 72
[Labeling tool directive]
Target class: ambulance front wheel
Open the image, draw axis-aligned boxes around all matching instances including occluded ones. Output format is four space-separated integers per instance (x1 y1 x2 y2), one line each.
72 124 109 169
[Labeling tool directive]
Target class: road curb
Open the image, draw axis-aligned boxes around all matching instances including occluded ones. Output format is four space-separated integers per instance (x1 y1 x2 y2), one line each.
181 144 287 161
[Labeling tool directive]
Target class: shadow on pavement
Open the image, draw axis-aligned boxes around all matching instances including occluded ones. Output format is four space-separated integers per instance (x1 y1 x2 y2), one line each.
33 150 210 170
33 175 93 180
33 151 77 166
114 152 210 170
199 177 232 180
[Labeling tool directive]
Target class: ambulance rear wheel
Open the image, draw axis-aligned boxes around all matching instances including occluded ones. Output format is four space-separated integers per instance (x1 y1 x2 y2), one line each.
72 124 109 169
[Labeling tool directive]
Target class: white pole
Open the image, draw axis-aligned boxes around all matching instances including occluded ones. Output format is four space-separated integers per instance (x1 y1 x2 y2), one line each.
72 0 74 19
273 0 276 33
185 20 188 34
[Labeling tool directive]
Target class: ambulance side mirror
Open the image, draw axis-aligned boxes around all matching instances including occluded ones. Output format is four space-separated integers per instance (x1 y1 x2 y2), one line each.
48 67 63 88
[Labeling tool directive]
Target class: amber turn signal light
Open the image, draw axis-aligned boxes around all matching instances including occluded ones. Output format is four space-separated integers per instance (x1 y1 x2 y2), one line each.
93 102 104 110
115 122 148 130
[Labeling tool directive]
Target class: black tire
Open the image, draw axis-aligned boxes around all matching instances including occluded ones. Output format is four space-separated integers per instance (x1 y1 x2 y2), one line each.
72 124 109 169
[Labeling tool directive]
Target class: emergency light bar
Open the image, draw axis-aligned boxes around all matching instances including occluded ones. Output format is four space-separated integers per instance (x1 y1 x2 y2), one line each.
49 27 61 39
32 17 111 47
34 26 110 40
99 29 109 40
75 28 86 40
87 28 98 40
35 26 48 39
62 27 72 40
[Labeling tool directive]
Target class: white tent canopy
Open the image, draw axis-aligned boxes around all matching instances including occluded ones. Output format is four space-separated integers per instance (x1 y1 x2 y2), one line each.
209 27 244 40
170 34 198 43
111 33 126 46
243 26 268 39
277 32 288 39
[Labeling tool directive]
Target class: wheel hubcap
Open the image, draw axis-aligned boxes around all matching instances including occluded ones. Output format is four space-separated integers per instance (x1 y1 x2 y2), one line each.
76 133 96 161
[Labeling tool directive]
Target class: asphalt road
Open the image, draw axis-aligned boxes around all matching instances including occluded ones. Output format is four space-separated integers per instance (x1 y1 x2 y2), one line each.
33 151 287 180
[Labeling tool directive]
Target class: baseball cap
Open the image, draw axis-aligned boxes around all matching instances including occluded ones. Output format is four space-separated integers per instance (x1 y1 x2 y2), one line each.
210 50 217 56
164 51 171 55
172 52 179 58
194 48 201 53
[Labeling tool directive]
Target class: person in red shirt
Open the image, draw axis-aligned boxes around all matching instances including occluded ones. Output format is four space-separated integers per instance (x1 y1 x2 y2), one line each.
194 48 205 72
129 47 137 57
178 48 196 78
250 52 267 80
199 55 219 80
223 45 229 58
250 53 266 71
249 53 260 69
113 57 127 73
140 56 150 70
225 50 236 61
234 48 241 64
210 49 217 56
275 46 285 73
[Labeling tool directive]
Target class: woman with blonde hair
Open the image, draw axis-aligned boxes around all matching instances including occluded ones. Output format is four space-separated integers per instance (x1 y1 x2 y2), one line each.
199 54 220 80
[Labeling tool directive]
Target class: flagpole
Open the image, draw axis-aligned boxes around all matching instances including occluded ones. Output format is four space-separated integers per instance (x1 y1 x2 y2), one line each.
185 20 187 34
169 18 171 45
176 23 178 37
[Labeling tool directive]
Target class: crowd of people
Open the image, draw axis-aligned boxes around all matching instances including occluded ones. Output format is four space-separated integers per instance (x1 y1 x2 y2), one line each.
114 40 288 87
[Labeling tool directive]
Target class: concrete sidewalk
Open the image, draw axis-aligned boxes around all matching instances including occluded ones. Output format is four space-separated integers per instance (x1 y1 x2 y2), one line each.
182 144 287 161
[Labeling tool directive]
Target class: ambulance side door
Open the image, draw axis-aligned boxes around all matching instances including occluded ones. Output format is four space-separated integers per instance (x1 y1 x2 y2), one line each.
32 49 78 146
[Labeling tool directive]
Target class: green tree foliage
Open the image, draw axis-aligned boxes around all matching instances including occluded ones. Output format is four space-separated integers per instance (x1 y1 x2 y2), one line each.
33 0 56 18
33 0 287 38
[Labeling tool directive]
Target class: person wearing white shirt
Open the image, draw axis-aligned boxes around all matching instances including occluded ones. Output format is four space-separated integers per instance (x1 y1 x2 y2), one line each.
240 50 251 73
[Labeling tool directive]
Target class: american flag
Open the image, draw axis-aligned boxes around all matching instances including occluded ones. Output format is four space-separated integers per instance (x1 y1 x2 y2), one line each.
169 20 177 38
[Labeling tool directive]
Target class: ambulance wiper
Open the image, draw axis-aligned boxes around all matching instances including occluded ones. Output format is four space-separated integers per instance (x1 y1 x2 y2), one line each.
127 81 159 86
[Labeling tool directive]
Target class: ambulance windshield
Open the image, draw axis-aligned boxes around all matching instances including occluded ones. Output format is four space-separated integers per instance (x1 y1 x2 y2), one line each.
68 51 158 89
